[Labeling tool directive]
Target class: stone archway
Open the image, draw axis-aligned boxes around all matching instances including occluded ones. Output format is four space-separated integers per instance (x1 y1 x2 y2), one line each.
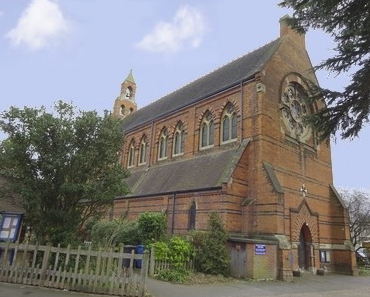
290 200 319 272
298 223 312 270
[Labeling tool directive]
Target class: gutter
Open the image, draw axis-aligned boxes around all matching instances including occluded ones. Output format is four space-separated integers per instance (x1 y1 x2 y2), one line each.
115 186 222 200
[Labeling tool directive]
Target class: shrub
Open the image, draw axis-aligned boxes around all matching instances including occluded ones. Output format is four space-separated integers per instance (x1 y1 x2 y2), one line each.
137 212 166 245
169 236 192 268
153 241 170 260
91 219 140 247
157 267 190 283
195 212 229 276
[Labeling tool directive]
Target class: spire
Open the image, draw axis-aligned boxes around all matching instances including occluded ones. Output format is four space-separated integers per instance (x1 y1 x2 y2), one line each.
125 69 135 84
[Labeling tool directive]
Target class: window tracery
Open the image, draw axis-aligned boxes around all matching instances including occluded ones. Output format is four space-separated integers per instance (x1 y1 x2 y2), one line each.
158 129 168 160
127 141 135 168
200 111 214 149
221 103 237 143
173 122 185 156
281 83 311 141
139 136 147 165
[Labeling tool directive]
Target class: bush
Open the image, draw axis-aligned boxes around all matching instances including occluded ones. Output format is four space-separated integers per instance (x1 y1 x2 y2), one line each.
194 213 229 276
137 212 166 245
169 236 192 268
152 241 170 260
91 219 140 247
157 267 190 283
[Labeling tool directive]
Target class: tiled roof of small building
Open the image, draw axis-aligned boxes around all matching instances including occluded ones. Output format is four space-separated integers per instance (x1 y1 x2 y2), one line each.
0 178 23 213
120 140 249 197
121 38 281 132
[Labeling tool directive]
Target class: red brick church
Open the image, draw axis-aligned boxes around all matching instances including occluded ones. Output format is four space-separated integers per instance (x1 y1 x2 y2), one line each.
112 17 356 280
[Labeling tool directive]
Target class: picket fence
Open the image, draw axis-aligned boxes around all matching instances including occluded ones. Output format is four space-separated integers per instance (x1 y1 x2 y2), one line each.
147 246 194 276
0 242 149 297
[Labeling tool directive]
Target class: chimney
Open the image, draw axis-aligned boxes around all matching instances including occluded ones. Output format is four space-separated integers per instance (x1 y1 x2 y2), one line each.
279 15 305 48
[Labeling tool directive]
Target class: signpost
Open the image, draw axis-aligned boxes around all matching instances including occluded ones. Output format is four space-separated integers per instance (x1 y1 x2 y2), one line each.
255 244 266 255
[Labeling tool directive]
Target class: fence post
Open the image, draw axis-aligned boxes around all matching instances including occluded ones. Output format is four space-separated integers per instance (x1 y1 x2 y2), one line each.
139 251 149 297
39 244 51 287
149 246 155 277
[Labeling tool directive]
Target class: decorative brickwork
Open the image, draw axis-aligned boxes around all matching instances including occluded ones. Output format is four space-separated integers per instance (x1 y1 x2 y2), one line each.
290 200 319 243
112 17 356 280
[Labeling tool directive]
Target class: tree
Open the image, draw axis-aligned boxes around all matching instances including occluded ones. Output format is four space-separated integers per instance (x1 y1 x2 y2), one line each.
339 188 370 250
137 212 166 245
197 212 229 275
279 0 370 140
0 101 129 245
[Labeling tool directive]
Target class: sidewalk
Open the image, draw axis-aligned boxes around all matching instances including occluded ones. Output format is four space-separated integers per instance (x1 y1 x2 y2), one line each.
146 274 370 297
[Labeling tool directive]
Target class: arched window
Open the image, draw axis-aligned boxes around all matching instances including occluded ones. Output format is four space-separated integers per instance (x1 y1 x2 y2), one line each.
173 122 185 156
189 201 196 230
221 103 237 143
200 111 215 149
158 128 168 160
120 104 125 115
139 136 147 165
127 141 135 168
129 107 133 114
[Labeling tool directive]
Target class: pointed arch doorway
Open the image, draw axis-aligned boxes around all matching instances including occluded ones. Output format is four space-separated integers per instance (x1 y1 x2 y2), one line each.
298 223 313 270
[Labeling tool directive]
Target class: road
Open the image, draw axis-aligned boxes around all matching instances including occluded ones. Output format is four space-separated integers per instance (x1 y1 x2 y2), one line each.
1 274 370 297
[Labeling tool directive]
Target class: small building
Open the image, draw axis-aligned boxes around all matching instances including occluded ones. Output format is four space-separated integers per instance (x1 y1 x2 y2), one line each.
112 17 356 280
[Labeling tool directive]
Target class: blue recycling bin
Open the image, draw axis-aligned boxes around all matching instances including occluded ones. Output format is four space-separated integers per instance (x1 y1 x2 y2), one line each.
136 245 145 268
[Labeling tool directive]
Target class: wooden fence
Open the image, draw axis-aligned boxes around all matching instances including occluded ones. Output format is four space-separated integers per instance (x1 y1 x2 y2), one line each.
0 242 149 297
148 247 194 276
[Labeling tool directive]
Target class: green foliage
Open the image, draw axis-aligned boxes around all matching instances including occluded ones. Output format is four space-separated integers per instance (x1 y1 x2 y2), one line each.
0 101 129 245
279 0 370 140
168 236 192 268
152 241 170 260
91 219 140 247
194 213 229 276
137 212 166 245
157 267 190 283
153 236 192 267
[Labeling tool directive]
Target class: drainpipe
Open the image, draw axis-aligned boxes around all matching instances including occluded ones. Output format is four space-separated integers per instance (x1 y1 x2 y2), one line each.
240 81 244 139
171 193 176 234
148 120 154 167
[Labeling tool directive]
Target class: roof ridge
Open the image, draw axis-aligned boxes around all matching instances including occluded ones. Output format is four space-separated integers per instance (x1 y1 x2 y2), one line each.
122 37 282 131
140 38 280 109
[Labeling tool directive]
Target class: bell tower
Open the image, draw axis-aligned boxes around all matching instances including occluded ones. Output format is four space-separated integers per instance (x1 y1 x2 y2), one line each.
113 69 138 118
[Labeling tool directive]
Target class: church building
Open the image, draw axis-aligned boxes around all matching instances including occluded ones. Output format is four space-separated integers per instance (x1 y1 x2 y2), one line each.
112 17 356 280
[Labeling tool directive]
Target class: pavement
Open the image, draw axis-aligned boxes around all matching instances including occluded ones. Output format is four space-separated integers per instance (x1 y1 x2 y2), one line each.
146 273 370 297
1 274 370 297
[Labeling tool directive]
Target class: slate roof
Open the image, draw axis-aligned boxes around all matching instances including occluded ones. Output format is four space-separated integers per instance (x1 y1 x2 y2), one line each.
121 39 281 132
0 178 23 213
121 140 250 197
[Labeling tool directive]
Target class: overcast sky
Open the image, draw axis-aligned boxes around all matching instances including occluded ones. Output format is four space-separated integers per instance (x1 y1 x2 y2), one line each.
0 0 369 190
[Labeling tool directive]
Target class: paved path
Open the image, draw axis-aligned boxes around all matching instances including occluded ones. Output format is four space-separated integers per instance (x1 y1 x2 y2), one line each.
146 274 370 297
1 274 370 297
0 283 107 297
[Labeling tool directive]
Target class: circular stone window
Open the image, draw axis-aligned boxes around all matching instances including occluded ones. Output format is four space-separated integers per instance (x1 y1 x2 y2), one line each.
281 83 311 141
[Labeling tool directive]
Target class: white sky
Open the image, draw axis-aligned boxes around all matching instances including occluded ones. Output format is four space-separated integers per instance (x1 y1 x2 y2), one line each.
0 0 369 190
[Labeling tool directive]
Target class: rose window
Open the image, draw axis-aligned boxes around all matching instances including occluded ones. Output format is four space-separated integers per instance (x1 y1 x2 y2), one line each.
281 83 311 141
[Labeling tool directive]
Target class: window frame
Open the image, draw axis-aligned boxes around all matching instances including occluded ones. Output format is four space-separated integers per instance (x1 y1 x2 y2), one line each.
173 123 185 157
200 111 215 150
127 141 135 168
158 129 168 161
138 137 147 165
320 250 331 263
189 201 196 230
221 103 237 144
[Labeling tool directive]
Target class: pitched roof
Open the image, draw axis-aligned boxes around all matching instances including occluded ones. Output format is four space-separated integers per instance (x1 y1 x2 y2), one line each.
0 178 23 213
120 140 249 198
121 39 281 132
